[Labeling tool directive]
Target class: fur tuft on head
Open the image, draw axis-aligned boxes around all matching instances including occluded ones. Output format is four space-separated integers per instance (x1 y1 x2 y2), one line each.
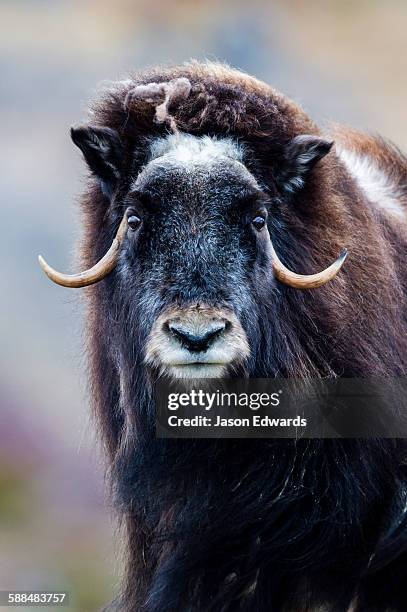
124 77 191 132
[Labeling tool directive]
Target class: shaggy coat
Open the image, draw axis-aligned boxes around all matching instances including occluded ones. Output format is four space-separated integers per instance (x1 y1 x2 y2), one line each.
75 62 407 611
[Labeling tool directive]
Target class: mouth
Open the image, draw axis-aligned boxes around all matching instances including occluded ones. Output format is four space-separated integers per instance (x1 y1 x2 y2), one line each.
164 362 228 379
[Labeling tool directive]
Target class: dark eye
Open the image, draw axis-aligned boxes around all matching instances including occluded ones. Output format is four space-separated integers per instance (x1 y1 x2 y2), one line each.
252 215 266 231
127 214 142 231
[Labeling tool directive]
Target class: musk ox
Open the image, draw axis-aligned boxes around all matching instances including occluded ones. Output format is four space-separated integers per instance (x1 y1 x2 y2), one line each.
39 62 407 611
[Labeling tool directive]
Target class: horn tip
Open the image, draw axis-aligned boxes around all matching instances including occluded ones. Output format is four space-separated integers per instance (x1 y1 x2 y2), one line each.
339 248 348 262
38 254 50 273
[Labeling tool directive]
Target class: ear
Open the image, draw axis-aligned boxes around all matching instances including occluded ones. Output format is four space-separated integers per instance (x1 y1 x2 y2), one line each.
70 125 124 196
279 135 333 193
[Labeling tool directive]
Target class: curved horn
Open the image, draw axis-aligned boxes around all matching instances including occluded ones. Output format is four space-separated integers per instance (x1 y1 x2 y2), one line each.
270 241 348 289
38 215 128 288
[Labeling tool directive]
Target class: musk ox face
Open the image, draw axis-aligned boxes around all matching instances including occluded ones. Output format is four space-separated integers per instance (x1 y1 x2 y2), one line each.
118 134 274 379
40 118 343 379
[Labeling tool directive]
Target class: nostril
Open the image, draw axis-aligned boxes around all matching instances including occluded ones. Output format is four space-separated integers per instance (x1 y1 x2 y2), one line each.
168 322 226 353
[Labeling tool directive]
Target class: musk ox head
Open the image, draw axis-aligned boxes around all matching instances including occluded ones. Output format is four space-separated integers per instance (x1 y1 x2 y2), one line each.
39 73 347 380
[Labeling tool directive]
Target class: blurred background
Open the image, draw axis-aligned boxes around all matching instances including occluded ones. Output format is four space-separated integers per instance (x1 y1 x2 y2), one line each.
1 0 406 609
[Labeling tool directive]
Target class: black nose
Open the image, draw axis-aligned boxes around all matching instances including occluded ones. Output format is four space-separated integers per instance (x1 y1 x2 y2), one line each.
169 322 226 353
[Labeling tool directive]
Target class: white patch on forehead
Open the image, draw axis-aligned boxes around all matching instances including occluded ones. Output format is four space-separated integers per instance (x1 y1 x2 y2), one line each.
133 133 260 192
149 133 244 167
